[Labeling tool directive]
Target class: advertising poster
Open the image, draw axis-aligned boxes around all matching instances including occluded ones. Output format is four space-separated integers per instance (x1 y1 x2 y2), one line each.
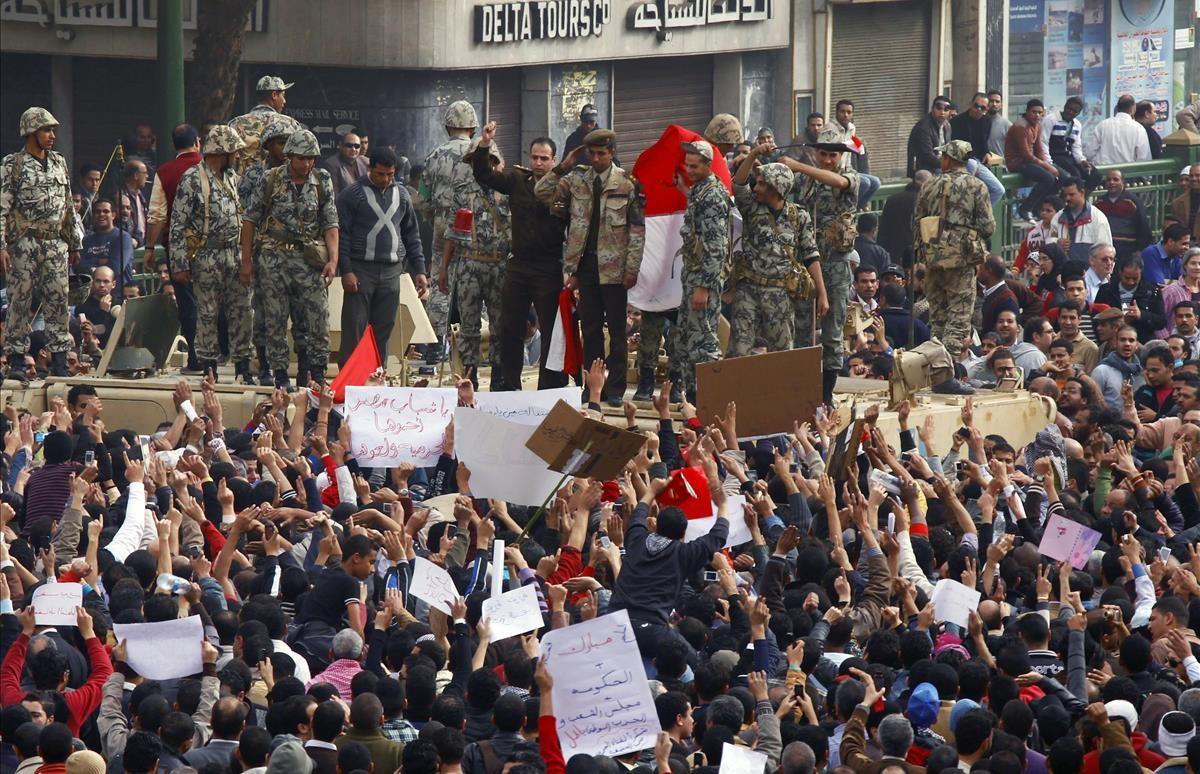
1046 0 1109 134
1109 0 1174 134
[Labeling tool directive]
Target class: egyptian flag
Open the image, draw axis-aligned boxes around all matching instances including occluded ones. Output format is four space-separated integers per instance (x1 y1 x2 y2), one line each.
628 125 734 313
657 465 713 519
545 287 582 376
330 324 381 404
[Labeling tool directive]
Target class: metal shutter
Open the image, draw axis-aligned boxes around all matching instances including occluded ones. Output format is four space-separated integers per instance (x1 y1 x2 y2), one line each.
613 56 713 167
830 1 932 179
486 68 522 165
73 56 159 171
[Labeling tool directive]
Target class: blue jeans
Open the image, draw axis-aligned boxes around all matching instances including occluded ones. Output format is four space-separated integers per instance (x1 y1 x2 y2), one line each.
967 159 1005 206
1014 163 1063 216
857 173 881 209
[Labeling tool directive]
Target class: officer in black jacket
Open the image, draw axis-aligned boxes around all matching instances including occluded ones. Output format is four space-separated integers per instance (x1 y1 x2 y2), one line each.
472 121 568 390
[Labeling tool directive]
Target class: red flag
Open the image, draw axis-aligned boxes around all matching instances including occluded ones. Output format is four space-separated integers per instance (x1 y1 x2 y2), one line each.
631 124 733 217
545 287 582 377
330 324 382 404
656 465 713 520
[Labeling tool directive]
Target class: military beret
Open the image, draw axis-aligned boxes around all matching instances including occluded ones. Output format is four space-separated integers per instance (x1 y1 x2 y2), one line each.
584 129 616 147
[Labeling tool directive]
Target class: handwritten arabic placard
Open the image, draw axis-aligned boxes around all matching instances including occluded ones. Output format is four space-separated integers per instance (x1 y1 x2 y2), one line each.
346 387 580 467
409 557 458 615
112 615 203 680
540 609 659 760
32 583 82 626
930 579 981 629
1038 513 1103 570
481 584 544 641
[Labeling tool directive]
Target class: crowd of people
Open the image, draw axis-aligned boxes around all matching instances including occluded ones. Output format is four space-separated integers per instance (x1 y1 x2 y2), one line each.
1 76 1200 774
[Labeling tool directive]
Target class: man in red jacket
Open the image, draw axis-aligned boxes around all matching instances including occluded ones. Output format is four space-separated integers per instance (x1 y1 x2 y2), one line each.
1 606 112 738
143 124 203 373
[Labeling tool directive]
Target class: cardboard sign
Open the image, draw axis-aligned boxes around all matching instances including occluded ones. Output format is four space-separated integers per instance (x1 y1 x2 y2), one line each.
696 347 822 438
525 401 645 480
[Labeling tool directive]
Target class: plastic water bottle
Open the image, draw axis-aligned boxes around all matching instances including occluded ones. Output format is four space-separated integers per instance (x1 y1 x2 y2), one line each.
156 573 191 596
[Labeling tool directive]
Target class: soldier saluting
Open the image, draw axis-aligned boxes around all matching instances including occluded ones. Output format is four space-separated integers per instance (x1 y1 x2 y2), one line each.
2 107 82 383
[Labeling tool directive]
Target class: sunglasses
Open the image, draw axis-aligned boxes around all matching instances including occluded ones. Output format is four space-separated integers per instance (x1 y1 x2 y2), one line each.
343 143 361 149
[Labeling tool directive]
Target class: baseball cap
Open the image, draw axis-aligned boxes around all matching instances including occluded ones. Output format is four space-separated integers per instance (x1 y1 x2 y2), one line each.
256 76 294 92
882 264 905 278
906 682 941 728
680 139 714 162
581 104 599 119
1105 699 1138 731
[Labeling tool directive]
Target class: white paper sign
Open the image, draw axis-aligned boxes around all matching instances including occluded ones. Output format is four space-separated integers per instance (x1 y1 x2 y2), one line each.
490 539 505 600
684 496 750 548
409 557 458 615
113 615 203 680
540 609 660 760
930 579 981 629
32 583 82 626
454 407 568 506
481 584 544 641
720 742 768 773
346 387 579 467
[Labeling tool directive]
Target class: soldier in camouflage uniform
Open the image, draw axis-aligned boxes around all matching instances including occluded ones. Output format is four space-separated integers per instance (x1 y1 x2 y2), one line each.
668 140 730 401
239 118 294 384
784 129 861 404
420 100 478 362
912 140 994 394
704 113 745 160
728 159 821 357
171 126 253 383
240 130 339 389
535 129 645 405
440 140 510 388
1 108 82 382
228 76 303 177
633 311 672 401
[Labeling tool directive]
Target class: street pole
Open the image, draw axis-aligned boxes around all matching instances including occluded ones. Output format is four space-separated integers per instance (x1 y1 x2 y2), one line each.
157 0 185 166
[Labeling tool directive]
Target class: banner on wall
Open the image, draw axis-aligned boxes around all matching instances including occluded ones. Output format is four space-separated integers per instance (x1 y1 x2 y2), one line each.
1044 0 1109 134
1109 0 1174 134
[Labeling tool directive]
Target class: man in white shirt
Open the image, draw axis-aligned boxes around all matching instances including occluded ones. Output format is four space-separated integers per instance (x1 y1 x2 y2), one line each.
1040 97 1101 190
1084 243 1117 302
1085 95 1151 166
1049 178 1113 263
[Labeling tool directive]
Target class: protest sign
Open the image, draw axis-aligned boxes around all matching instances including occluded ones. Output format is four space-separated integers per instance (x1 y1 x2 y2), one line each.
346 387 578 467
32 583 82 626
930 579 981 629
720 743 768 773
481 584 544 641
526 401 645 480
409 557 458 615
1039 513 1103 570
454 408 567 506
696 347 822 438
112 615 203 680
683 495 750 548
540 609 659 760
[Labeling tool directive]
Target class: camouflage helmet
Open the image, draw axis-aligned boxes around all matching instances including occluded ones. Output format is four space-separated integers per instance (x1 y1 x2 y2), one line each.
261 119 294 145
463 138 503 165
704 113 744 146
283 129 322 157
19 107 59 138
758 163 794 196
443 100 479 129
937 139 973 164
202 125 247 155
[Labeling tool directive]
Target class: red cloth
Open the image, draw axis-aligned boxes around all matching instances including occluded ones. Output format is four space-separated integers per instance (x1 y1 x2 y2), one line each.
546 546 583 586
657 466 712 519
200 519 226 558
632 125 732 217
1081 732 1164 774
539 715 566 774
1 633 112 736
330 324 382 404
321 455 341 509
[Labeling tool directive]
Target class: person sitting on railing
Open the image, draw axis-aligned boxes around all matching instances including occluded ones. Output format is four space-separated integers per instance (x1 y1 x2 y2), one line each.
1170 163 1200 240
1039 97 1102 192
1091 169 1154 261
1004 99 1062 222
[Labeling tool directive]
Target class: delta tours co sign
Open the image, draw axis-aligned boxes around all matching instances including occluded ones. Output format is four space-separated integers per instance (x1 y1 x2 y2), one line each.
473 0 612 44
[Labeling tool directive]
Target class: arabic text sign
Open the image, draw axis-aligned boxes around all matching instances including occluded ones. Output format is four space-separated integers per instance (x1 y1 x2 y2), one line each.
540 609 659 760
409 557 458 615
481 584 544 641
112 615 203 680
346 387 578 467
32 583 82 626
1038 513 1102 569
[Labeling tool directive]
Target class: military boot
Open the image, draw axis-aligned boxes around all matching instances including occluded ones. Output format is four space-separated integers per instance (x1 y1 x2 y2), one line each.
256 347 272 386
932 378 975 395
308 362 327 387
235 360 255 385
822 370 838 405
632 369 656 402
49 351 69 378
273 369 292 390
488 368 506 392
668 372 684 404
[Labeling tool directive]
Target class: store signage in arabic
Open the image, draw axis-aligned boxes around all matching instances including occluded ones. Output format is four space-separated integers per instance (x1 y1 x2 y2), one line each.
627 0 772 30
474 0 611 44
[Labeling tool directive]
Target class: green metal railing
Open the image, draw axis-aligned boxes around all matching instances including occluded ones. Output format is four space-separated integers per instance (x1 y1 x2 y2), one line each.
866 147 1198 263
